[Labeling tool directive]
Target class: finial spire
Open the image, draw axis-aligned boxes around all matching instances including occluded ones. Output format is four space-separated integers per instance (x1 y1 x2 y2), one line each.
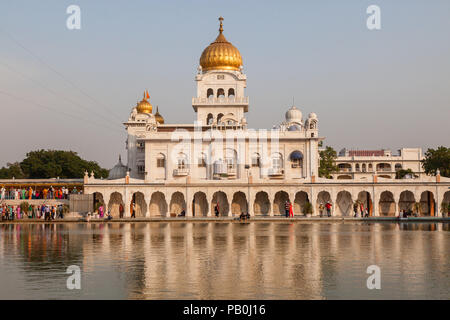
219 16 224 33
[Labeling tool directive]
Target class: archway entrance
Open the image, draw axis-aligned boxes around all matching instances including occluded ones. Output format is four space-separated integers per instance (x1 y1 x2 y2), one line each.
211 191 229 216
399 191 415 213
132 192 147 217
149 192 167 217
316 191 332 215
253 191 270 216
357 191 373 216
231 192 248 216
108 192 124 218
419 191 435 216
336 191 353 216
273 191 290 215
193 191 208 217
170 192 186 216
294 191 309 215
379 191 395 216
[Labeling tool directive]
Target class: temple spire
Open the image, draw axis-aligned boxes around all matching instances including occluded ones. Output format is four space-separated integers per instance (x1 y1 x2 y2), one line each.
219 16 224 34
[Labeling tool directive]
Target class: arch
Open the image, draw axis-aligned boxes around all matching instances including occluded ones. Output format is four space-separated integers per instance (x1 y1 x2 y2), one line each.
132 192 147 217
336 191 353 216
271 152 283 170
419 191 435 216
169 192 186 216
206 113 214 125
217 113 224 124
398 190 415 213
338 163 352 172
368 164 373 171
362 164 367 172
149 192 167 217
217 88 225 98
273 191 290 215
316 191 332 215
337 175 352 180
289 151 303 169
442 191 450 216
251 153 261 167
355 164 360 172
108 192 124 218
193 191 208 217
225 148 237 171
177 152 188 169
379 191 395 216
231 191 248 215
395 163 402 171
254 191 270 216
376 163 391 172
228 88 235 97
211 191 229 216
93 192 104 207
207 88 214 98
294 191 309 215
357 191 373 216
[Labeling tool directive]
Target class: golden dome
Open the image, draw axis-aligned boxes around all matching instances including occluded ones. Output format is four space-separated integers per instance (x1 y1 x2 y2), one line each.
154 106 164 124
200 17 243 72
136 90 152 114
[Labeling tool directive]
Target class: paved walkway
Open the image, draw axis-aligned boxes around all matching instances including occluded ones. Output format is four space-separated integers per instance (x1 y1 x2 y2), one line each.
1 216 448 224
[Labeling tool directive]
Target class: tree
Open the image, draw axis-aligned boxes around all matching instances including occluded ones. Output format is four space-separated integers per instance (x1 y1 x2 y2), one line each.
319 146 338 179
395 168 417 179
0 150 109 179
0 162 25 179
421 146 450 177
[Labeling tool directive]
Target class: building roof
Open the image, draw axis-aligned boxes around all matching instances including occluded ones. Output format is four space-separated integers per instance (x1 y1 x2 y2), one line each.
348 150 386 157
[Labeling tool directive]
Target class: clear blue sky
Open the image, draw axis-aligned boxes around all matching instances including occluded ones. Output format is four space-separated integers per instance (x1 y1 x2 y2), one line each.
1 0 449 168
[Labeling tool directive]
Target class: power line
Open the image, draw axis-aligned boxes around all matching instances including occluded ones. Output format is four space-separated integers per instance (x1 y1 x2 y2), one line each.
0 28 126 123
0 89 124 135
0 60 124 127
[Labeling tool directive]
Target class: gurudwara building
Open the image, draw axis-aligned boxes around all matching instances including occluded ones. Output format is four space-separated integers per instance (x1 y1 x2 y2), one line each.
84 18 450 218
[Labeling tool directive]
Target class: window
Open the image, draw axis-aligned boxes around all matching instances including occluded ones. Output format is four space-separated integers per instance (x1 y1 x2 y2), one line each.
228 88 235 97
290 151 303 168
207 88 213 98
217 88 225 98
177 153 188 170
198 154 206 167
251 153 260 167
137 165 145 173
217 75 225 80
137 142 145 149
272 153 283 169
217 113 224 124
157 158 165 168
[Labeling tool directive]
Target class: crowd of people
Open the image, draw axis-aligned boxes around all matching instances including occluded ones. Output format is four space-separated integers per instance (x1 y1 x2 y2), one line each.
0 204 65 221
0 186 81 200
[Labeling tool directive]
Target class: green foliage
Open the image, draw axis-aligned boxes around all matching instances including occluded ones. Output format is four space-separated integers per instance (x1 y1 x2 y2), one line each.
395 168 417 179
421 146 450 177
319 146 338 179
20 202 30 213
441 202 450 216
0 150 109 179
303 201 313 214
0 162 25 179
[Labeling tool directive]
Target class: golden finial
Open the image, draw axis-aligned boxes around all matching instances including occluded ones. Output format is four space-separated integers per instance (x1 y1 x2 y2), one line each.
219 16 224 33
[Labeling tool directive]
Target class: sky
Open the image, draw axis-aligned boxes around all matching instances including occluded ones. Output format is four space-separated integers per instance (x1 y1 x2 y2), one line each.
0 0 449 169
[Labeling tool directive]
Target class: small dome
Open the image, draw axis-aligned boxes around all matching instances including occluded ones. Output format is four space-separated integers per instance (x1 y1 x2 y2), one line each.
308 112 317 119
285 106 302 123
154 106 164 124
108 155 127 180
288 124 302 131
200 17 243 72
137 91 153 114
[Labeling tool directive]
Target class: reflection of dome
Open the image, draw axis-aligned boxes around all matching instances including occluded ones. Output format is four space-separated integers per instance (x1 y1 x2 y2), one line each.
308 112 317 119
137 91 153 114
200 17 243 72
154 106 164 124
285 106 302 123
108 155 127 180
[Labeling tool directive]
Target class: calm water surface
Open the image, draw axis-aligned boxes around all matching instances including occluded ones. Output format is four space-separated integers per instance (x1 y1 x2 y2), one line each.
0 222 448 299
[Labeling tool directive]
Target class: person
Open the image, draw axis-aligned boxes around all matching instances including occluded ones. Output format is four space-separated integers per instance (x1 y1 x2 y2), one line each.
178 209 186 217
99 205 104 218
364 208 369 217
353 203 358 217
131 202 136 218
325 201 332 217
214 202 219 217
239 212 246 221
284 201 290 217
289 201 294 217
319 203 324 217
119 203 124 218
106 209 113 220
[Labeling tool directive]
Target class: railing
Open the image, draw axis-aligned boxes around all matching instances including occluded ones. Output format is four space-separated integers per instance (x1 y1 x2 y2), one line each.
173 168 189 176
268 168 284 176
192 96 249 105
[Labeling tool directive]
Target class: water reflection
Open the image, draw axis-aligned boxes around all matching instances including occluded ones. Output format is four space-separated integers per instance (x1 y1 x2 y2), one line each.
0 222 448 299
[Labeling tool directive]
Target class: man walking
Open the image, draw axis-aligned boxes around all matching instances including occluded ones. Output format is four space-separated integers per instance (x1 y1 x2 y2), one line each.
325 201 332 217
